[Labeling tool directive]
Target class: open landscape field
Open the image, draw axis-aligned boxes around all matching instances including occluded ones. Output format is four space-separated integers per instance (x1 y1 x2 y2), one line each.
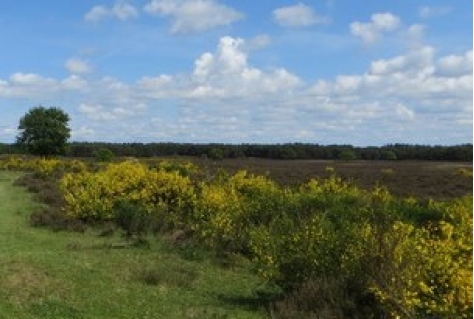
0 156 472 318
181 157 472 199
2 1 472 317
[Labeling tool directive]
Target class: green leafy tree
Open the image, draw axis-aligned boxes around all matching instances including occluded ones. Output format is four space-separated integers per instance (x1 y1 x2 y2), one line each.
94 147 115 162
381 150 397 161
17 106 71 156
339 149 357 161
208 147 224 161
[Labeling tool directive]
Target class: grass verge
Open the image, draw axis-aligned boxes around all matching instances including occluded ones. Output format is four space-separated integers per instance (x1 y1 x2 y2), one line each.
0 171 268 319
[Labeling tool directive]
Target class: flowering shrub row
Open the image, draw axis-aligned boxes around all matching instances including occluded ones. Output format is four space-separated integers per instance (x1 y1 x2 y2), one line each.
0 155 87 177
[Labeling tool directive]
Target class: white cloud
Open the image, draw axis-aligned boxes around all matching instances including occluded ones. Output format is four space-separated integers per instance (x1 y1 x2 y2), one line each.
436 50 473 77
302 47 471 143
419 6 452 19
273 3 328 27
9 72 53 85
246 34 271 50
84 5 109 22
65 58 92 74
196 36 302 94
137 36 302 99
0 73 59 98
78 101 146 121
61 75 88 90
144 0 243 34
405 24 425 48
314 47 471 109
369 46 434 76
350 12 400 44
71 126 95 139
85 1 138 22
112 1 139 20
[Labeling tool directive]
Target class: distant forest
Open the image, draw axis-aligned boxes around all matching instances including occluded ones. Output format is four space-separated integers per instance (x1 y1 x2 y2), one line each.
0 142 472 162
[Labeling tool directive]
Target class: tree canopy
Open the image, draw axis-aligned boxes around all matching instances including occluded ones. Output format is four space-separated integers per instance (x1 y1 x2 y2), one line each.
16 106 70 156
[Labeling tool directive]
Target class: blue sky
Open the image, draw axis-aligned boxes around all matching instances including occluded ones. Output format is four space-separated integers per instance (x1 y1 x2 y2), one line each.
0 0 472 145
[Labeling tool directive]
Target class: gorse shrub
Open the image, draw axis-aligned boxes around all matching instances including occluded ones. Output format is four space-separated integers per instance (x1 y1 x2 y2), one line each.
60 161 196 224
191 171 279 254
0 155 87 177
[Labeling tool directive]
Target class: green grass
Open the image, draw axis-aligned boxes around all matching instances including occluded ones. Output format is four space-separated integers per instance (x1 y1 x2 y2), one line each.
0 171 268 319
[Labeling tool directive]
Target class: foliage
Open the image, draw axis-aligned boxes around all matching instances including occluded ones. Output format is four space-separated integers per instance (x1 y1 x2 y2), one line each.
0 155 87 177
16 106 70 156
61 141 474 162
207 147 225 160
60 161 196 228
339 149 358 161
93 147 115 162
381 150 398 160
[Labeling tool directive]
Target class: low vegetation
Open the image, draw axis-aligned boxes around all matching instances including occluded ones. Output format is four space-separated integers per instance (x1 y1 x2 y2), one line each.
0 155 472 318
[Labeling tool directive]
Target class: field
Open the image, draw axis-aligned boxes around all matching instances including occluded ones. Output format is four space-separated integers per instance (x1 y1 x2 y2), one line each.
0 156 472 318
185 157 472 199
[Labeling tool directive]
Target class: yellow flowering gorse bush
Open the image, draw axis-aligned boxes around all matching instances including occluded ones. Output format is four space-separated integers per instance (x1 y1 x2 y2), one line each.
60 161 195 222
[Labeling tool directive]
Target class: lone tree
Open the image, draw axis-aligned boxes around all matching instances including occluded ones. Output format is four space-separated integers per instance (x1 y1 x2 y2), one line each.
17 106 71 156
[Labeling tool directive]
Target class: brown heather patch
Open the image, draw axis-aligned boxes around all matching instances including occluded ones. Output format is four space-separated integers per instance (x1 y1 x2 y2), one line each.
185 158 472 200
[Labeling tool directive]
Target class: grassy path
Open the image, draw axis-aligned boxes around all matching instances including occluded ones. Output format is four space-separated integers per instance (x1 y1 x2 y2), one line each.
0 172 266 319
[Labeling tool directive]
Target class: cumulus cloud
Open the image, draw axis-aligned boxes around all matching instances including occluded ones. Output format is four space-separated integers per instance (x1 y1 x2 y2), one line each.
350 12 400 44
136 36 302 99
132 38 470 143
436 50 473 77
85 1 138 22
307 46 472 126
144 0 243 33
273 3 329 27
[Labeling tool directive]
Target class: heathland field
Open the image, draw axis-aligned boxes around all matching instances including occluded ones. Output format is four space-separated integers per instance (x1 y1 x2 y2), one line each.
0 156 472 318
183 157 473 199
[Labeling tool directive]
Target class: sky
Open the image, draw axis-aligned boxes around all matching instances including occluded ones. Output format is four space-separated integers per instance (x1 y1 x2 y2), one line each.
0 0 472 146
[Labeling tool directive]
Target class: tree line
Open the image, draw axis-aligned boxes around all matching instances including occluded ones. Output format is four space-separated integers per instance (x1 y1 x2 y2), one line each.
1 141 471 162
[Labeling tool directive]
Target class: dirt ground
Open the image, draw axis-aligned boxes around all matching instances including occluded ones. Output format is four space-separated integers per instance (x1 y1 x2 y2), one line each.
186 158 472 200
